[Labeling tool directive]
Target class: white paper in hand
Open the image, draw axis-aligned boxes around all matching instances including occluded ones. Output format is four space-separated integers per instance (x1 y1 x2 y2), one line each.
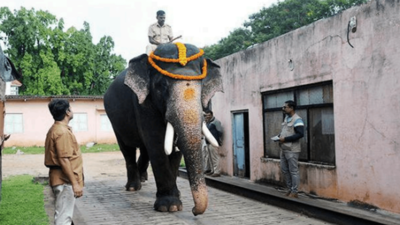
271 136 280 142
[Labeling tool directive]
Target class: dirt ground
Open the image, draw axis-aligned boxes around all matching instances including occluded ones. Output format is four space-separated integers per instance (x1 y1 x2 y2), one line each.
2 151 127 180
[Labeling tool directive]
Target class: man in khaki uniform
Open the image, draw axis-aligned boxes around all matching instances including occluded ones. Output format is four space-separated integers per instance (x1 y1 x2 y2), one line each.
44 99 84 225
146 10 174 54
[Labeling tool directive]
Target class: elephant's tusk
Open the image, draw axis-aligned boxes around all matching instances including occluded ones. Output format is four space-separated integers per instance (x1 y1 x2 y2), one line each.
164 122 175 155
202 122 219 147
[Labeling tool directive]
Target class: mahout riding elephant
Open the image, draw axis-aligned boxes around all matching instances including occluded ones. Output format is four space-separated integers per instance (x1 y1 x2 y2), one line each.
104 43 223 215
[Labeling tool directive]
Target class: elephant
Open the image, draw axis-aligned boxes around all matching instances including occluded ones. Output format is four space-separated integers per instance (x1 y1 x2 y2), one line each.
104 43 223 215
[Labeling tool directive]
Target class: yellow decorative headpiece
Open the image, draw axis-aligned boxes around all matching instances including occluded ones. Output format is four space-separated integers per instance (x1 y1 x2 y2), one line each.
148 43 207 80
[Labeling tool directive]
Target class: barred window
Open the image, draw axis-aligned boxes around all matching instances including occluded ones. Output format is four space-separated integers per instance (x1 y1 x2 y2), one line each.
263 82 335 165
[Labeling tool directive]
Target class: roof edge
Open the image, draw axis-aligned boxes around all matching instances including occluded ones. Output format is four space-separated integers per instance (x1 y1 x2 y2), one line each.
5 95 104 100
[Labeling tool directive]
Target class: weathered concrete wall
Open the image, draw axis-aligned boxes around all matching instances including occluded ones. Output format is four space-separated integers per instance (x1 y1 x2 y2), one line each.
4 98 117 147
212 0 400 213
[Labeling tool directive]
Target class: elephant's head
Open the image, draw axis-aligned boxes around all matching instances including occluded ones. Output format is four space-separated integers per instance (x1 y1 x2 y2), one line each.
124 43 223 215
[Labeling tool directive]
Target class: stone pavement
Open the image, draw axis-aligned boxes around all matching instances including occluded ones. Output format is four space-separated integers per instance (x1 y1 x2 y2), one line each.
3 152 399 224
9 152 329 225
70 169 331 225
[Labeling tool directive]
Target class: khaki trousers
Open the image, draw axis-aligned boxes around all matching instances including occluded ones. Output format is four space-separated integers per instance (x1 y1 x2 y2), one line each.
204 144 220 174
53 184 76 225
202 139 210 171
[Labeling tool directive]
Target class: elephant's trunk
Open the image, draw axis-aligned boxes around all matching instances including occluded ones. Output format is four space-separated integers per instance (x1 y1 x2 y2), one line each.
191 182 208 215
166 81 208 215
175 124 208 216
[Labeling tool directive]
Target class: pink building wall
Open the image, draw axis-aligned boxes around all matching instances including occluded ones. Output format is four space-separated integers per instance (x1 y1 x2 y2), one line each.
212 0 400 213
4 96 117 147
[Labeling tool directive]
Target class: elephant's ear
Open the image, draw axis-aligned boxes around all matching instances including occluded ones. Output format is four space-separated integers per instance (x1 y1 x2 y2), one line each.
201 59 224 109
124 54 150 104
6 57 22 80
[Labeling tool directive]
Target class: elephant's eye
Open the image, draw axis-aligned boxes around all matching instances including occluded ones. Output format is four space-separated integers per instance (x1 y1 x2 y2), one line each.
154 79 169 98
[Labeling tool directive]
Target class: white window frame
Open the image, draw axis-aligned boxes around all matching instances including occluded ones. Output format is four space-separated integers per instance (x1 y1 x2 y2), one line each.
100 114 113 132
5 113 24 134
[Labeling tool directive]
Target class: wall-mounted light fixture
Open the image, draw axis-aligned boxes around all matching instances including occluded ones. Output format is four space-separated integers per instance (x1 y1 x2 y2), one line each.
347 16 357 48
288 59 294 71
349 16 357 33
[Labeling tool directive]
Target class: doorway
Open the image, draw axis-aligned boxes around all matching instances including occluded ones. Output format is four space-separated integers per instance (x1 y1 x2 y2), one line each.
232 111 250 178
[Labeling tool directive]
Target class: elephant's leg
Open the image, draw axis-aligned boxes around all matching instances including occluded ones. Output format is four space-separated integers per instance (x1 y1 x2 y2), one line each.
142 135 182 212
137 147 149 182
116 136 141 191
152 155 183 212
169 148 182 179
169 149 182 198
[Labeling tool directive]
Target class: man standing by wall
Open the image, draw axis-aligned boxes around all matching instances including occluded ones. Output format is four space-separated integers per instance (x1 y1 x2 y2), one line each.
44 99 84 225
146 10 174 55
279 100 304 198
204 110 223 177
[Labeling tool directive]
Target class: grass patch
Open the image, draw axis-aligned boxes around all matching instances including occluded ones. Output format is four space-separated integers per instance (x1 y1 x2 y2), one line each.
3 146 45 155
81 144 120 153
3 144 120 155
180 157 186 167
0 175 48 225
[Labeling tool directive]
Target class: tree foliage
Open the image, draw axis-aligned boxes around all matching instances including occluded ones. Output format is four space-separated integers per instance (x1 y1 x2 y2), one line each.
0 7 126 95
203 0 369 60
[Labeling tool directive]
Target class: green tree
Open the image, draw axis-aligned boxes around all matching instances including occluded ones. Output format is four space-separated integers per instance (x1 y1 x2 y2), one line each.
204 0 369 60
204 28 252 60
90 36 125 95
0 7 126 95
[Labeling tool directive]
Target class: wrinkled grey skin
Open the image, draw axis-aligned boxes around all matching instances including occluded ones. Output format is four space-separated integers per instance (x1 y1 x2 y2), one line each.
104 43 223 215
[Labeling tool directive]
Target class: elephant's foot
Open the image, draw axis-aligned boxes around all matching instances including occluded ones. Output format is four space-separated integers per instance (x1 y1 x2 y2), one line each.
125 180 142 191
140 171 148 182
154 196 183 212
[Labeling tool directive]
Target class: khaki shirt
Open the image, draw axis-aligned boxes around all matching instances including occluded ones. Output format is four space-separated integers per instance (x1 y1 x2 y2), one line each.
44 121 84 188
148 22 173 44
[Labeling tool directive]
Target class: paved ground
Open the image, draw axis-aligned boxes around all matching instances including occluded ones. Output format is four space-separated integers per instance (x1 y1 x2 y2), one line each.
2 152 332 225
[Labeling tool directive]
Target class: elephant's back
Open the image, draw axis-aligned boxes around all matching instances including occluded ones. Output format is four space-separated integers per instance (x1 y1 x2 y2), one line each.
104 69 130 111
104 69 138 137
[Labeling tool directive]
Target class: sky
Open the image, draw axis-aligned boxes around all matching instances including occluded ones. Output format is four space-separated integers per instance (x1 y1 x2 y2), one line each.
2 0 278 63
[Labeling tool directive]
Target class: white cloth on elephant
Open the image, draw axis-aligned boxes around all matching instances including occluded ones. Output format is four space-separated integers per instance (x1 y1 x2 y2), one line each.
53 184 76 225
146 44 158 55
